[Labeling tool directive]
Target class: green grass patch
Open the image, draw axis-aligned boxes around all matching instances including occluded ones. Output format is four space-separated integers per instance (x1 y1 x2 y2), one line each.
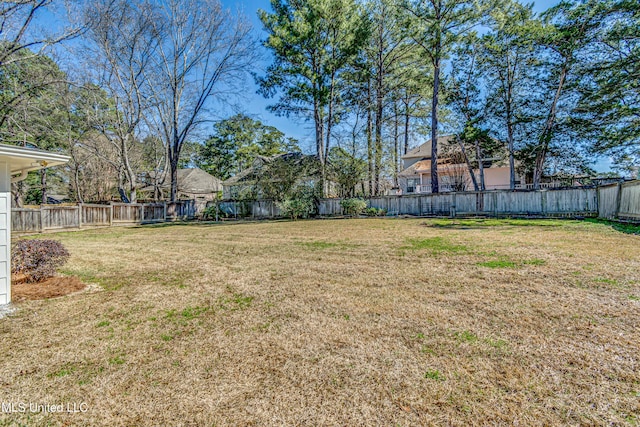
628 295 639 301
478 260 518 268
425 218 568 229
218 293 254 311
424 369 445 381
594 277 620 286
402 237 468 254
484 338 509 349
454 330 478 343
48 364 76 378
108 355 125 365
584 218 640 235
523 258 546 266
181 306 209 319
478 258 546 268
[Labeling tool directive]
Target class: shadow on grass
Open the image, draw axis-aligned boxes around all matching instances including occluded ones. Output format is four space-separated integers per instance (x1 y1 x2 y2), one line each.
584 218 640 235
422 218 569 229
138 219 294 229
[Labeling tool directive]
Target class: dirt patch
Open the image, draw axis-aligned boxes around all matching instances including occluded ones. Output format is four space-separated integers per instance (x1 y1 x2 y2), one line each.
11 275 86 301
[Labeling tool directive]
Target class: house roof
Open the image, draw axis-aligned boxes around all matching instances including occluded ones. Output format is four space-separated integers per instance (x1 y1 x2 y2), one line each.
0 143 69 176
401 136 455 160
176 168 222 193
143 168 222 194
223 152 318 186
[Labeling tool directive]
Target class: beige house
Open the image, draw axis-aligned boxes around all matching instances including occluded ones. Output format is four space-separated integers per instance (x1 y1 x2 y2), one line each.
398 136 519 194
143 168 222 201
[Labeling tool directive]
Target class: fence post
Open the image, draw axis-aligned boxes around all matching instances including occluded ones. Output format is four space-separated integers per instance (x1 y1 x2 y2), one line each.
450 193 457 218
615 182 623 219
39 205 45 231
109 203 113 225
541 191 547 216
77 205 82 229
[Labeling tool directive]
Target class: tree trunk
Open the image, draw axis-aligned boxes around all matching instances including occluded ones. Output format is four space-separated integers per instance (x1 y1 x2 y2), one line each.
367 80 374 197
117 168 130 203
430 52 441 194
314 94 326 197
40 169 47 205
12 182 24 208
533 64 567 189
324 74 336 198
170 153 179 202
122 136 137 203
506 84 516 190
74 165 84 203
403 93 410 155
374 87 383 196
457 137 479 191
475 140 486 191
393 100 399 187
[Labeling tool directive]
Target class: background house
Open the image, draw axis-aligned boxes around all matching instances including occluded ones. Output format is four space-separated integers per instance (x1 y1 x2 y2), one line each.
398 136 519 193
142 168 222 201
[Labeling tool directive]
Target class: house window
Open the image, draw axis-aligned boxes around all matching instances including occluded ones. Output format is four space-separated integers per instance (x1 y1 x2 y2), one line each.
407 178 418 193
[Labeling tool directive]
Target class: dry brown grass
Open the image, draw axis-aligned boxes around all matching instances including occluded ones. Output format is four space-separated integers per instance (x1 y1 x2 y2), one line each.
0 218 639 426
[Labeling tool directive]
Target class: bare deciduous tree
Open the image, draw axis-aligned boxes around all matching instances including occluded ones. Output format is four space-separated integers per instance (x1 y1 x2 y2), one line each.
84 0 158 202
145 0 257 201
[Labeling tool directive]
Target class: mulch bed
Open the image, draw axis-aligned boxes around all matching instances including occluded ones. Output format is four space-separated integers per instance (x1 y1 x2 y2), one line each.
11 275 86 301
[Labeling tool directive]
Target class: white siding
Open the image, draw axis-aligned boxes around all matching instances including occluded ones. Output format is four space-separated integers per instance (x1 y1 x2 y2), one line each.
0 162 9 304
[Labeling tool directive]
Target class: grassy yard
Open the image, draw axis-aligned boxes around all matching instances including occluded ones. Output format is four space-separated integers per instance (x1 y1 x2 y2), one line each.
1 218 639 426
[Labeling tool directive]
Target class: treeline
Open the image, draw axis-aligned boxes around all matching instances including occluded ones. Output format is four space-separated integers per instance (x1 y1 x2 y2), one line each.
258 0 639 195
1 0 256 205
0 0 638 204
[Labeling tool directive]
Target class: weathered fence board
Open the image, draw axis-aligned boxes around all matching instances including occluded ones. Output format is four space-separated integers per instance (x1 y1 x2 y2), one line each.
166 201 196 220
112 203 142 223
143 204 165 223
598 184 619 219
618 181 640 220
545 188 596 215
12 209 41 232
41 206 80 229
319 199 342 216
81 204 111 226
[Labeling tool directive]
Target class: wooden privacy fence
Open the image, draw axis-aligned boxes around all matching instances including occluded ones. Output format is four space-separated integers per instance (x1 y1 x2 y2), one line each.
597 181 640 220
217 187 600 219
12 200 197 233
10 184 639 233
368 188 598 217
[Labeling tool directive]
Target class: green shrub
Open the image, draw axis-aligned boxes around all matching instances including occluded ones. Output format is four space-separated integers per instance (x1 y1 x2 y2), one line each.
12 239 70 283
202 205 229 220
364 207 387 217
278 198 314 220
340 198 367 216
